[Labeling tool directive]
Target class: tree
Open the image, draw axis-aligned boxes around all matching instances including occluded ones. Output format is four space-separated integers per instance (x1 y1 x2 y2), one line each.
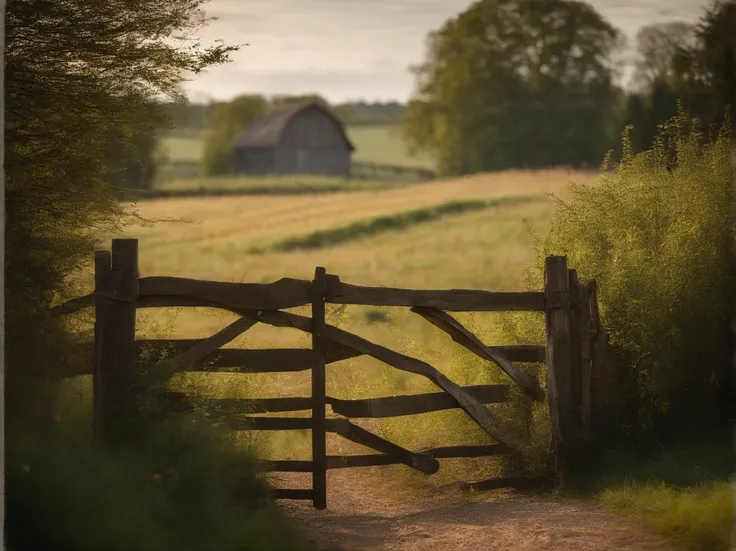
201 94 268 176
622 1 735 154
5 0 237 418
630 22 696 91
270 93 329 108
402 0 624 176
692 0 736 132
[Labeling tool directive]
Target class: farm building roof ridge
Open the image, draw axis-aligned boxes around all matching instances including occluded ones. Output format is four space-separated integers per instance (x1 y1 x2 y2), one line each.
234 102 355 151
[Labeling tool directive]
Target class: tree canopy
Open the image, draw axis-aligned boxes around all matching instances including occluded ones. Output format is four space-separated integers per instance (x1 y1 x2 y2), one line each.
401 0 624 176
6 0 238 396
623 1 735 151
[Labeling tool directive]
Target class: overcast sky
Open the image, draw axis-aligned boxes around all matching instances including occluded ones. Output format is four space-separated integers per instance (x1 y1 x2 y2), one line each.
181 0 710 104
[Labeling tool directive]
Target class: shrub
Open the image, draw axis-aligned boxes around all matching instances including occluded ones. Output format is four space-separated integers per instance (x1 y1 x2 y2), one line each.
6 386 317 551
525 111 733 436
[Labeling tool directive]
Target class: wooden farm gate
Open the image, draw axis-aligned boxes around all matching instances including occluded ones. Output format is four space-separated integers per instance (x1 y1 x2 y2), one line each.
54 239 614 509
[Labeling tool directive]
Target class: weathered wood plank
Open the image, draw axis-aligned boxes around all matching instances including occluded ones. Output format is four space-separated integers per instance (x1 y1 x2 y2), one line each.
139 317 257 386
73 340 541 375
97 239 140 446
158 385 508 418
227 417 359 432
327 385 510 418
76 339 362 373
545 256 573 488
255 310 525 450
51 275 310 316
227 416 314 431
137 276 312 310
326 444 510 468
493 345 546 363
325 277 545 311
270 489 314 500
411 306 545 401
330 420 439 474
311 267 328 509
260 460 314 472
206 396 313 414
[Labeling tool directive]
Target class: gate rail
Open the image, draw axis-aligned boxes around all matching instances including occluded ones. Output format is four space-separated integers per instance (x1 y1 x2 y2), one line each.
53 239 614 508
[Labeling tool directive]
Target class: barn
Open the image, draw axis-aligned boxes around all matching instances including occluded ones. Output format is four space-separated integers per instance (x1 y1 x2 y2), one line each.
233 102 355 177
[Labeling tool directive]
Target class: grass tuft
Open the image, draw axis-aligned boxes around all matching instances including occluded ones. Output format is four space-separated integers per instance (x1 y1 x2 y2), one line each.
600 481 734 551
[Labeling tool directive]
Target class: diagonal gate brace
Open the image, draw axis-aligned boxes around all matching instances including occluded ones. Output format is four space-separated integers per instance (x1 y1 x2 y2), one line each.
411 306 545 401
140 317 257 386
329 418 439 474
255 310 525 451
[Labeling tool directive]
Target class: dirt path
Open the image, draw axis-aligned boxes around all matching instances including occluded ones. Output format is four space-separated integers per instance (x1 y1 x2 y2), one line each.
276 469 681 551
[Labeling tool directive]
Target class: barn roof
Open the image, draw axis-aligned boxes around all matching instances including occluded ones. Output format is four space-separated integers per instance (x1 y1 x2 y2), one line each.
234 102 355 151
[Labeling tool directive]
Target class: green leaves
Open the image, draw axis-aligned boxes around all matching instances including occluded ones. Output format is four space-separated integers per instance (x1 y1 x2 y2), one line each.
201 95 269 177
402 0 622 176
539 115 733 431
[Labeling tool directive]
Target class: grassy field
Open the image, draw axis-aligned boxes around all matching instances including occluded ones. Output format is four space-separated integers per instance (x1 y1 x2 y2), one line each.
157 124 435 169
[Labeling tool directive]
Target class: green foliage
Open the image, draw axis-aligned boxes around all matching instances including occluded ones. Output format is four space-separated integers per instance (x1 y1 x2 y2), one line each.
623 2 735 153
200 94 269 176
403 0 623 175
5 0 238 391
252 197 534 253
603 482 733 551
530 113 733 433
6 394 316 551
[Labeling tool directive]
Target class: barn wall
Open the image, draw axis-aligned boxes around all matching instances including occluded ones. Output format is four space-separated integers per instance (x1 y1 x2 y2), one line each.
279 108 348 149
272 108 352 176
234 105 353 176
272 148 350 176
235 147 274 174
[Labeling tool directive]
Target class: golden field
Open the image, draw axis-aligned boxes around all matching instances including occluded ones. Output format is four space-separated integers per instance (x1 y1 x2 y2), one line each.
96 168 598 467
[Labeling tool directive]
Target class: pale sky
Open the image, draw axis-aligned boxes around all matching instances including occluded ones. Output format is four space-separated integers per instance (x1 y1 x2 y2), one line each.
182 0 710 104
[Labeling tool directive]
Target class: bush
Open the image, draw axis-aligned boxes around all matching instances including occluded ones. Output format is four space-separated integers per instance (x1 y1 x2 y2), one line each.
527 111 733 436
6 384 318 551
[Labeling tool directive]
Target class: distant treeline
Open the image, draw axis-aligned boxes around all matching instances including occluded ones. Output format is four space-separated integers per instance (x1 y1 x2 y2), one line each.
161 98 405 133
139 0 734 188
401 0 735 177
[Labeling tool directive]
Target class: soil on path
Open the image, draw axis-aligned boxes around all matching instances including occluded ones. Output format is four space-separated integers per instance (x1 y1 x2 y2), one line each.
276 469 680 551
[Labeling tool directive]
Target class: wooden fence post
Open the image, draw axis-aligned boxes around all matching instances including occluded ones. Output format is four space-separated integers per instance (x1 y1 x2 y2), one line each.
579 282 594 441
568 269 583 435
544 256 574 487
311 267 328 509
94 239 139 446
